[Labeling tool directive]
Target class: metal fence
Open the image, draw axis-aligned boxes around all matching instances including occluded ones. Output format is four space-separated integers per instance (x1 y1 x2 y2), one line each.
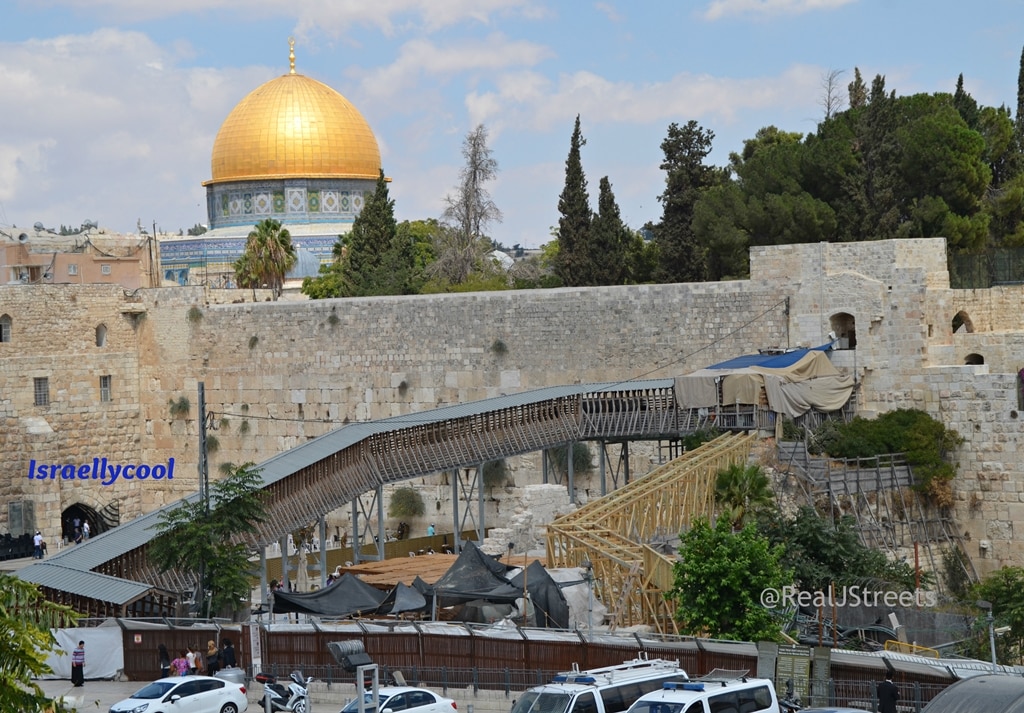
949 246 1024 289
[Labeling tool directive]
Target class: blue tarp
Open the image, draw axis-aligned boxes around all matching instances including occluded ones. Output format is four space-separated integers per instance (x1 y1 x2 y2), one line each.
705 344 831 371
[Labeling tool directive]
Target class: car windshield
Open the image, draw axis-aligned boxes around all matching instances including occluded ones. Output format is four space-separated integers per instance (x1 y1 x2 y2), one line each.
132 681 178 699
510 692 572 713
342 692 395 712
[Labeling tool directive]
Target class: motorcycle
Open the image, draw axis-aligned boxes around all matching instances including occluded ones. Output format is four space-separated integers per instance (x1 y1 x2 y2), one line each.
256 670 314 713
778 679 803 712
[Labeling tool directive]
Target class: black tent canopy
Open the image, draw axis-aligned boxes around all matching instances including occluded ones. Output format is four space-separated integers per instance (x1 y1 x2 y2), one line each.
270 542 569 629
272 572 387 616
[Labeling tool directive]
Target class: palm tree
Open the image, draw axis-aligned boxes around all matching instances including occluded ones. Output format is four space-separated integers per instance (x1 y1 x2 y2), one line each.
715 462 775 528
234 219 297 300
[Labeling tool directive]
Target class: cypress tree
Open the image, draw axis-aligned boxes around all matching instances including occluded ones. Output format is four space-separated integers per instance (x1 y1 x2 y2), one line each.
848 67 868 111
1017 45 1024 151
652 120 713 284
589 176 629 285
554 115 592 286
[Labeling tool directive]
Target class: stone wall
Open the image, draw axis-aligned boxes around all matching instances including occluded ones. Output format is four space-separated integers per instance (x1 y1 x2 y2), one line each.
3 238 1024 574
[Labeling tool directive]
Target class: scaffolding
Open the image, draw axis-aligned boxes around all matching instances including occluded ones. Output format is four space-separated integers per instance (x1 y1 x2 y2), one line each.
546 432 757 633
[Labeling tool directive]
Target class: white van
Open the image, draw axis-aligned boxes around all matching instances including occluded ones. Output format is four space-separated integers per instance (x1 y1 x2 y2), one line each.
510 657 690 713
624 670 780 713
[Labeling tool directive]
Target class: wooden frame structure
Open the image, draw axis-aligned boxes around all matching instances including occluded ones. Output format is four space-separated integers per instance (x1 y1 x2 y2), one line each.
546 432 756 633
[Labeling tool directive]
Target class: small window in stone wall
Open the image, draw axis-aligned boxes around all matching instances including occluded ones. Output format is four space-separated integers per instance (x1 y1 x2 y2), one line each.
96 324 107 347
101 264 111 275
829 312 857 349
0 314 10 343
100 375 112 402
1019 369 1024 410
33 377 49 406
68 264 78 276
965 353 985 365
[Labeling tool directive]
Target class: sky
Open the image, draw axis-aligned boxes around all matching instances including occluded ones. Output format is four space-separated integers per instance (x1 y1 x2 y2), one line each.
1 1 1023 249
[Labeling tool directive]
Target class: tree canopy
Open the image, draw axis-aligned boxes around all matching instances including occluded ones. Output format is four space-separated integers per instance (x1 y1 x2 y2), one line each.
234 218 297 299
302 171 421 298
427 124 503 288
554 115 592 286
0 573 78 713
670 516 790 642
149 462 268 616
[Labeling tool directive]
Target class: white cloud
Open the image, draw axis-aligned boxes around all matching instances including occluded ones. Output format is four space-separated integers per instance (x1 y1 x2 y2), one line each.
702 0 857 21
35 0 544 34
354 35 553 104
466 64 824 132
0 29 267 233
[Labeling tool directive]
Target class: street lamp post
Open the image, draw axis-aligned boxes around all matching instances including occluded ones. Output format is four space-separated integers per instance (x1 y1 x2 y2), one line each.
976 599 997 673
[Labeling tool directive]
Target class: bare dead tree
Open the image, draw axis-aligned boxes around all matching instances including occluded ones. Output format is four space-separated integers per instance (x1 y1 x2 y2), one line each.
428 125 503 284
821 68 846 121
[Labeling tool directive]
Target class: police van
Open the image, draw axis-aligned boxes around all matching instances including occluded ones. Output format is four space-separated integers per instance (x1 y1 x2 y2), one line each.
510 657 690 713
624 670 780 713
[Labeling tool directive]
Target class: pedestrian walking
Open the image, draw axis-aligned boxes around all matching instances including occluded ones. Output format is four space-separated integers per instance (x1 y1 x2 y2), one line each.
33 531 44 559
171 650 189 676
158 643 171 678
221 638 237 668
205 639 221 676
71 641 85 687
878 674 899 713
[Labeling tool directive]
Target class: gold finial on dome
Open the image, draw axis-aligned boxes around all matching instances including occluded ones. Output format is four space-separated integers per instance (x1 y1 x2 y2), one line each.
288 37 295 74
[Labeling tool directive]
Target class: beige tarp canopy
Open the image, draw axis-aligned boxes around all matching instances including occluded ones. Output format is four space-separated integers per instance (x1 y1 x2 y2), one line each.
674 348 854 419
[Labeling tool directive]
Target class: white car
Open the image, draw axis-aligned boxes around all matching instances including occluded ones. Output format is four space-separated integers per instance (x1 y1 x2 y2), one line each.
340 686 457 713
109 675 249 713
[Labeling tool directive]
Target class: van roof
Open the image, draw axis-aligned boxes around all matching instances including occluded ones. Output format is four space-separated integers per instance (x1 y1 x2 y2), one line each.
634 672 774 702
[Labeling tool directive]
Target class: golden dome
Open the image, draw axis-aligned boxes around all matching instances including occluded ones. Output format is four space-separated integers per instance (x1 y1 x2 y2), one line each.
206 69 381 185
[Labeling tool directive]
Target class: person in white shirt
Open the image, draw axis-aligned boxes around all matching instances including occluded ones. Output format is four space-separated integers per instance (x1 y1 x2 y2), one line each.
33 531 44 559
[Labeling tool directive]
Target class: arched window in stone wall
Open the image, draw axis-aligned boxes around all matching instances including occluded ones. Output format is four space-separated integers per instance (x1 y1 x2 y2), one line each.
829 312 856 350
0 313 10 343
965 353 985 365
952 310 975 334
95 324 107 347
1018 369 1024 410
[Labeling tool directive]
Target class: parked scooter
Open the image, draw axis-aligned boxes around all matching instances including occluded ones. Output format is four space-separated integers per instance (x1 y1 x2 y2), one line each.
256 670 314 713
778 679 803 712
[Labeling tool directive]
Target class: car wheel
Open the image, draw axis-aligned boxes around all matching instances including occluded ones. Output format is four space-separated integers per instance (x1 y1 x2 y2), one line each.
221 704 239 713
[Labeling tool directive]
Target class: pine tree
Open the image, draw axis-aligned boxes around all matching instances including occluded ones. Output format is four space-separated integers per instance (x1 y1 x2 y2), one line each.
652 120 713 283
953 73 980 129
554 115 592 286
307 170 416 297
588 176 630 285
848 67 868 111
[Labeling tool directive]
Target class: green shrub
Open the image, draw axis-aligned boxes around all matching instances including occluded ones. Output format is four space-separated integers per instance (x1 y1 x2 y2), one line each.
482 460 510 490
168 396 190 418
389 487 425 518
817 409 963 506
545 442 594 476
